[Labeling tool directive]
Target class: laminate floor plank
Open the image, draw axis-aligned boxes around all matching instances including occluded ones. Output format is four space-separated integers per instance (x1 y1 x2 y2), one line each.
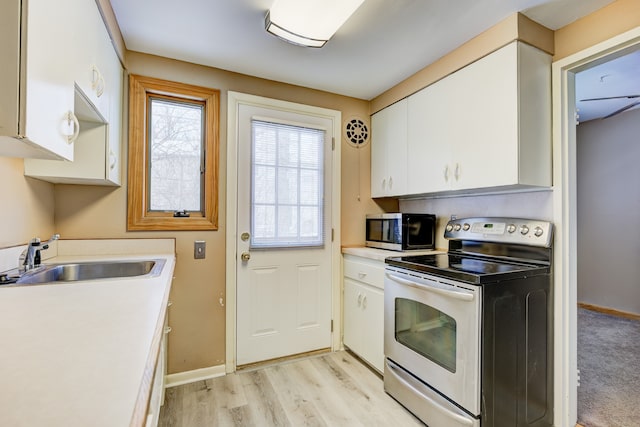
158 383 183 427
211 372 247 410
159 351 423 427
287 359 364 426
326 352 423 425
264 364 327 427
240 370 290 427
181 381 216 427
311 355 417 427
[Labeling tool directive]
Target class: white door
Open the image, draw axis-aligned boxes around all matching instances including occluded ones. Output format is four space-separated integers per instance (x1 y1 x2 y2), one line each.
236 104 333 366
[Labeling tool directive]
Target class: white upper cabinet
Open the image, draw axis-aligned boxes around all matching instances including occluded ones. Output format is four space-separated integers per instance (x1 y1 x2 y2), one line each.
23 0 124 185
73 0 115 121
371 99 408 197
0 0 78 160
378 41 552 197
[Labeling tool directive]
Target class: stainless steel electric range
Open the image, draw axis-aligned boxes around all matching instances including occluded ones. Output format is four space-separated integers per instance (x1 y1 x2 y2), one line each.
384 217 554 427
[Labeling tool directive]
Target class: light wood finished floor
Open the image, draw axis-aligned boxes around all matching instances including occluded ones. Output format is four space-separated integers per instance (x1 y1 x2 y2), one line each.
159 351 424 426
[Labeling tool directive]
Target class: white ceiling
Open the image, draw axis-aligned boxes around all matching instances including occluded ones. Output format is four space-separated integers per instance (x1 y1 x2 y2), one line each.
575 49 640 122
109 0 639 121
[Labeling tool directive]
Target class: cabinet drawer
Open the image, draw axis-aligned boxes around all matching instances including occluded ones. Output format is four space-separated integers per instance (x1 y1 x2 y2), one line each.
343 257 384 289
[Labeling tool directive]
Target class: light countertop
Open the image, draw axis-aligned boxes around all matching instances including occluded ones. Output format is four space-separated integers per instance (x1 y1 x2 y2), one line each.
0 239 175 427
342 246 445 262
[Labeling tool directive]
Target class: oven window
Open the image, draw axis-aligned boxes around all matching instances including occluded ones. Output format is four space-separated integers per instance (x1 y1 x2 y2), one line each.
395 298 456 373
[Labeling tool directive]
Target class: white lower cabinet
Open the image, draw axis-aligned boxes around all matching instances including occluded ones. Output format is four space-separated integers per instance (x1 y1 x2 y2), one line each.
343 255 385 373
146 312 170 427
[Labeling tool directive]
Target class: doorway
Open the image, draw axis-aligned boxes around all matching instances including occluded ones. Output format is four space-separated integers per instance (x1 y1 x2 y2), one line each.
225 92 343 372
574 48 640 425
552 27 640 426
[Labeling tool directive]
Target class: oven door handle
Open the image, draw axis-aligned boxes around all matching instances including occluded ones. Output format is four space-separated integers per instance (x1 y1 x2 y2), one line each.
385 273 474 302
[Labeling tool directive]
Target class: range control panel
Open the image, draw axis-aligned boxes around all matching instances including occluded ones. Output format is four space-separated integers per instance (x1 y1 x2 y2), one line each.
444 217 553 247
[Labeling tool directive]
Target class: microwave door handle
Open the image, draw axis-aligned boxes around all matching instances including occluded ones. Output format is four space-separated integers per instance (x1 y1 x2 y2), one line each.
385 273 474 302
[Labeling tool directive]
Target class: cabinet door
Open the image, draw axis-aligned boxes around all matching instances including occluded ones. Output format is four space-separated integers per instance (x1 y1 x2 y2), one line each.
450 43 519 190
407 81 455 194
72 0 112 120
24 0 76 160
343 278 364 355
361 285 384 373
371 99 407 197
103 42 123 185
23 0 123 186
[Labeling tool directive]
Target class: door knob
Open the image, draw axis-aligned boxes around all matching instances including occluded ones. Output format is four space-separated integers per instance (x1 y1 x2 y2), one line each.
241 252 251 261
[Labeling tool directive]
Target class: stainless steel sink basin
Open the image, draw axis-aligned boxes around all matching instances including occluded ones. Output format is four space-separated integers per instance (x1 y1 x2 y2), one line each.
8 259 166 285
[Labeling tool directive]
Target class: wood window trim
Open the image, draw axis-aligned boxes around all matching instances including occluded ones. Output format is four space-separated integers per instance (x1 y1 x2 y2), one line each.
127 74 219 231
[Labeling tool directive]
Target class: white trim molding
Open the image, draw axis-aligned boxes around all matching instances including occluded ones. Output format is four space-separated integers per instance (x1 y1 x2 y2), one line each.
165 364 226 388
552 26 640 427
225 91 342 374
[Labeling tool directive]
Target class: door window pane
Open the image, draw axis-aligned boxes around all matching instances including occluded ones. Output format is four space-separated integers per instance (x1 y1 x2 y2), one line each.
148 97 204 212
395 298 457 373
251 120 325 248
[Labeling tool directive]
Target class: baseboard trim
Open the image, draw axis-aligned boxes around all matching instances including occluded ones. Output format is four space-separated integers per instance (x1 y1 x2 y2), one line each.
578 302 640 321
165 364 226 388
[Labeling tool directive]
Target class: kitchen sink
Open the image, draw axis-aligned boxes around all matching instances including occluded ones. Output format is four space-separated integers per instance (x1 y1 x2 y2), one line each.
0 259 166 286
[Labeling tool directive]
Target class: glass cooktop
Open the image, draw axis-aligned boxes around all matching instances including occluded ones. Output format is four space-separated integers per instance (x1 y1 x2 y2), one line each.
385 253 549 284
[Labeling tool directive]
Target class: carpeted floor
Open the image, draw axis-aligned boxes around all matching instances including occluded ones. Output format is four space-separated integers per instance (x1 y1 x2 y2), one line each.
577 307 640 427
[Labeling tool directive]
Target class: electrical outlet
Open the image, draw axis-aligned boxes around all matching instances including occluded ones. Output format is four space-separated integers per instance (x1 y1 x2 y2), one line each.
194 240 206 259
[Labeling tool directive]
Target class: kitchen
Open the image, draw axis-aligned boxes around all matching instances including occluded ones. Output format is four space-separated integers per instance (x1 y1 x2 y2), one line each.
1 0 639 426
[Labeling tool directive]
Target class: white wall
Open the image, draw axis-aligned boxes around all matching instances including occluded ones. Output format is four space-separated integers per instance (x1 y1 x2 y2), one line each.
400 190 553 249
576 108 640 315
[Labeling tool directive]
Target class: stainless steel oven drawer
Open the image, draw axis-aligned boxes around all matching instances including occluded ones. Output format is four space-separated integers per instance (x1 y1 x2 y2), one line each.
384 359 479 427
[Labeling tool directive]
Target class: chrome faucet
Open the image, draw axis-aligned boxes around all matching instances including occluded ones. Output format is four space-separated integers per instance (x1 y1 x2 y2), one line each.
19 234 60 273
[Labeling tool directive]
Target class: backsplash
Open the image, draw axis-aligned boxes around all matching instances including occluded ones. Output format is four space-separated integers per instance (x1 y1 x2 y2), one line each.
399 190 553 249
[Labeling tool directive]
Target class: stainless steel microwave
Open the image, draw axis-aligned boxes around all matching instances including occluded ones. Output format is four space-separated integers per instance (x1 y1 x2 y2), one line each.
365 213 436 251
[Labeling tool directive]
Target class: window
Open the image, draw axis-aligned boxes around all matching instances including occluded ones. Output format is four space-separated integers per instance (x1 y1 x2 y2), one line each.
127 74 219 230
251 120 325 248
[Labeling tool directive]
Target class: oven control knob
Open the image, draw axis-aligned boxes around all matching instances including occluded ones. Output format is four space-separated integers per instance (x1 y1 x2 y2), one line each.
462 223 470 231
446 224 454 232
534 226 544 237
520 225 530 235
507 224 516 233
454 224 462 231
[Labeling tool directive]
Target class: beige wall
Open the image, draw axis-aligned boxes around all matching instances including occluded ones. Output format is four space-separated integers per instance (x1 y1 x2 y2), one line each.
577 109 640 315
370 13 554 114
0 158 55 248
553 0 640 61
53 52 385 374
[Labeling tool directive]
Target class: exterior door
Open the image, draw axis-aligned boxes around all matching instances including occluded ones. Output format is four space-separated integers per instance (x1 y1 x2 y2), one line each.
236 103 333 366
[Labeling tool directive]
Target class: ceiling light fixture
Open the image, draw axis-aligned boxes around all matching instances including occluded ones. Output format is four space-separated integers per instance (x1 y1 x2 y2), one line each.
265 0 365 48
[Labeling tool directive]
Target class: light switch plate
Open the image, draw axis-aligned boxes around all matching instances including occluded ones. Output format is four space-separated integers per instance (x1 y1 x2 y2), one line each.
194 240 206 259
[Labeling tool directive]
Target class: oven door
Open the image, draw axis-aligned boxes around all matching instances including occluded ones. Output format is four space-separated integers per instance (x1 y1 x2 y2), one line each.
384 266 481 416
